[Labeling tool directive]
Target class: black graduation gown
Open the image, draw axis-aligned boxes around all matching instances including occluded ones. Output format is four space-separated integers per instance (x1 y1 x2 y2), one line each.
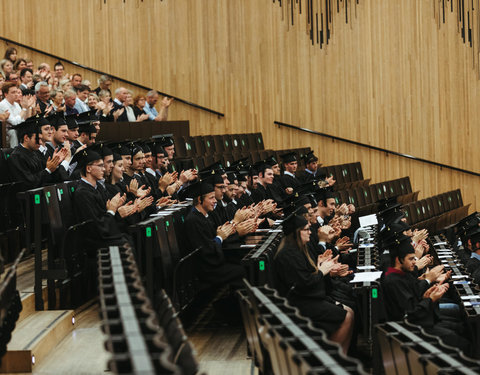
381 268 470 352
274 242 346 334
8 145 54 191
184 208 244 288
466 256 480 285
36 149 69 183
280 172 301 190
250 183 270 204
270 175 286 202
236 191 254 208
72 180 129 253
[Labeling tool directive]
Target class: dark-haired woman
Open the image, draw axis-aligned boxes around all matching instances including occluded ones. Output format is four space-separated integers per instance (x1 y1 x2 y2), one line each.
274 214 354 354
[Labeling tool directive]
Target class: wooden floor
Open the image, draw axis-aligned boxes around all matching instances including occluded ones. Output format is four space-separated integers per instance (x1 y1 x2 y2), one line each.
7 252 255 375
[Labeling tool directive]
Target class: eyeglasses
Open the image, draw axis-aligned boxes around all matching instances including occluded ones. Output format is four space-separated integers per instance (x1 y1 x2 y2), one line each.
91 163 104 168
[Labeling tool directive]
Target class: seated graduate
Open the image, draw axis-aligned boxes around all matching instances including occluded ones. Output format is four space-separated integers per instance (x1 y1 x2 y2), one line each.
71 148 139 253
381 234 471 354
251 163 274 203
279 152 301 196
183 180 245 289
465 227 480 285
9 115 68 191
454 213 480 265
274 213 355 354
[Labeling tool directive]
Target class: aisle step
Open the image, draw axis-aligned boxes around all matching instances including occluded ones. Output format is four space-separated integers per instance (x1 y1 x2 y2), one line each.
0 309 75 373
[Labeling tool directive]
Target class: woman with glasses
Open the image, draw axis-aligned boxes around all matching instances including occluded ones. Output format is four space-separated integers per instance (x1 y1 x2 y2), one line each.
274 213 355 354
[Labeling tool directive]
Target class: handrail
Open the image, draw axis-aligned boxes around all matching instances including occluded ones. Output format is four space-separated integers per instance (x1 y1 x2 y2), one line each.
0 36 225 118
275 120 480 178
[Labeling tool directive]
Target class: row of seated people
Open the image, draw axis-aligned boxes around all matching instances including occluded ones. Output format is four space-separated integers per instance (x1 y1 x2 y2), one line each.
237 187 480 370
6 110 478 370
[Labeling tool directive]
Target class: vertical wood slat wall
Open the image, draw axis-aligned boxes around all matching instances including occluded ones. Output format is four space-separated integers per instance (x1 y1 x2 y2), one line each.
0 0 479 211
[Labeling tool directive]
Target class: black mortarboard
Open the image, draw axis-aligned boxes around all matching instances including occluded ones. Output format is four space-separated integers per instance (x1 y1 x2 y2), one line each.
111 143 130 156
280 152 297 164
113 153 122 162
282 214 308 236
380 221 410 245
302 151 318 164
159 136 174 148
314 188 335 204
294 180 321 196
130 143 144 157
387 234 415 261
199 161 225 175
264 155 279 167
203 169 224 185
78 122 97 135
64 113 79 130
92 143 113 158
466 227 480 245
71 147 102 170
283 203 309 217
226 171 238 184
180 180 214 200
76 110 94 126
16 115 41 142
377 197 400 212
227 157 249 171
237 170 248 182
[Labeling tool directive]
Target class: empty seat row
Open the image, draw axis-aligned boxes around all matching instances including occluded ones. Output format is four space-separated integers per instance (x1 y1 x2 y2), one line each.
376 320 480 375
402 189 469 232
239 282 368 375
98 245 191 375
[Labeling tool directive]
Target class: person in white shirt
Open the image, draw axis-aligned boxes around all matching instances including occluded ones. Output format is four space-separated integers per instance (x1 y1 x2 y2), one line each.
0 82 26 147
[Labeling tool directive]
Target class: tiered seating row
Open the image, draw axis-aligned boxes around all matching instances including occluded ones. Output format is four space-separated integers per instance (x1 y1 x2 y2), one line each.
98 245 199 375
402 189 469 232
238 282 367 375
376 320 480 375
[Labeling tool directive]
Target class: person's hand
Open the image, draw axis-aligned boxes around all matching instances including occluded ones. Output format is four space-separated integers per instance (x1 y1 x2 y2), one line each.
118 201 137 218
216 222 235 240
158 172 173 191
113 108 124 121
416 255 433 270
136 113 150 122
347 204 356 214
106 193 126 213
261 199 277 215
179 169 194 184
44 105 54 116
335 236 352 250
156 196 175 207
46 154 61 172
426 284 449 302
135 196 154 213
136 185 151 198
285 187 293 195
340 217 351 230
236 218 257 236
170 171 178 183
233 207 250 224
317 249 333 265
0 110 10 122
74 144 87 155
412 229 428 244
160 97 174 108
424 265 445 283
127 179 139 196
437 270 452 285
318 225 336 243
103 102 113 115
326 176 336 186
330 263 352 277
318 255 339 275
414 241 427 259
336 203 349 216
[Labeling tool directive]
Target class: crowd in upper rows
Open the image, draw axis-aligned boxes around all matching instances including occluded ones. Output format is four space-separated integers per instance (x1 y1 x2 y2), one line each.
0 47 174 148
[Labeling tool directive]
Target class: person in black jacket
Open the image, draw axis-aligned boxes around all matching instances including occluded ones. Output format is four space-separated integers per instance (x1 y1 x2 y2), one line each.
279 152 301 195
184 180 244 289
274 213 354 354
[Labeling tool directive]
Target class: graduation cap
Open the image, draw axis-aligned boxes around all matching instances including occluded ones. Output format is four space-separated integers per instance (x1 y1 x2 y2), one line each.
78 122 97 135
302 151 318 165
71 147 102 171
282 213 308 236
178 180 214 200
199 161 225 178
92 143 113 159
111 142 130 156
16 115 41 143
130 142 144 157
158 136 174 148
203 169 224 185
280 152 297 164
377 197 400 212
380 221 410 245
283 200 309 217
385 233 415 260
466 227 480 245
226 171 238 184
65 113 79 130
227 157 249 170
112 153 122 163
294 180 322 196
264 155 279 167
313 188 335 204
47 112 68 130
236 170 248 182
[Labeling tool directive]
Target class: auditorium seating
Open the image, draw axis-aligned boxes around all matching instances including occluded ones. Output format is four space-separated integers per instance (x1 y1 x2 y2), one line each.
376 320 480 374
238 281 368 375
98 244 199 374
0 248 24 365
402 189 469 232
